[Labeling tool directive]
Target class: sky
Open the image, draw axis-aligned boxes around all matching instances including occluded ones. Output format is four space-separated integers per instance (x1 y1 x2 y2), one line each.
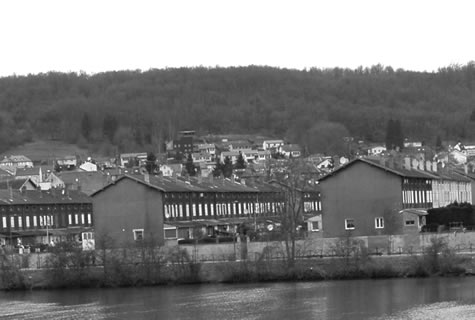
0 0 474 77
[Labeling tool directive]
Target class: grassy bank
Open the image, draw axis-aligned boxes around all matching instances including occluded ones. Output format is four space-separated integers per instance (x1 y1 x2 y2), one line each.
0 238 470 290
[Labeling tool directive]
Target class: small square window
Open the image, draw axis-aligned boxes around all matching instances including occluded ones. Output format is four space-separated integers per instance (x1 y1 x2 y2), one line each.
405 220 415 226
164 228 177 239
133 229 144 241
345 219 355 230
375 217 384 229
311 221 319 231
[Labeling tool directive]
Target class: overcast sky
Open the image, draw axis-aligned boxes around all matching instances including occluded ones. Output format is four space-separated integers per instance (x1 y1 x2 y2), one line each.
0 0 474 77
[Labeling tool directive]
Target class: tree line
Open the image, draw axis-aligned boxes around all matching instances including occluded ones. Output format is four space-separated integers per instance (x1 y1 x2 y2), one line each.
1 63 475 156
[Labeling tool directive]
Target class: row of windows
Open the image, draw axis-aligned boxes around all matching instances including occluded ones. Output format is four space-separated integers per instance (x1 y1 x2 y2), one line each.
164 202 285 219
0 213 92 229
0 204 92 212
402 190 432 205
164 193 284 201
344 217 384 230
2 215 54 229
304 201 322 213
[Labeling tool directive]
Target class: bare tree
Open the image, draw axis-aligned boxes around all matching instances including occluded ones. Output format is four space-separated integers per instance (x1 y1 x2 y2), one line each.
270 159 309 269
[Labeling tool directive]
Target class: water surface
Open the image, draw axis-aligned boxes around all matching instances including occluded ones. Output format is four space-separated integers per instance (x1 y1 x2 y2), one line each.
2 277 475 319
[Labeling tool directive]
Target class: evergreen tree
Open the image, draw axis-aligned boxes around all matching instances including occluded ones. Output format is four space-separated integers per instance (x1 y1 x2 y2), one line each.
222 156 233 178
393 119 404 150
145 152 158 174
385 119 395 150
235 152 246 169
212 157 223 177
81 112 91 140
436 135 443 151
185 153 197 176
385 119 404 150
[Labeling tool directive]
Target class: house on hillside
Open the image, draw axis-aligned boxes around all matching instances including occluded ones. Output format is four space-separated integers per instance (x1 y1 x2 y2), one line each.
367 145 387 156
58 171 109 195
15 167 42 185
196 143 216 156
56 156 78 170
79 160 98 172
119 153 147 167
0 155 33 169
0 178 37 191
262 140 284 151
227 140 254 151
159 163 183 177
280 144 302 158
39 171 65 190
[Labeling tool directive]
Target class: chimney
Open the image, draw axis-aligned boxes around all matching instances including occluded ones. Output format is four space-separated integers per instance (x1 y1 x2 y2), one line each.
464 163 468 175
144 172 150 184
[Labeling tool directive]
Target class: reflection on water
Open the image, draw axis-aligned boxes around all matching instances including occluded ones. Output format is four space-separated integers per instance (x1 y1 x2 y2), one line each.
2 278 475 319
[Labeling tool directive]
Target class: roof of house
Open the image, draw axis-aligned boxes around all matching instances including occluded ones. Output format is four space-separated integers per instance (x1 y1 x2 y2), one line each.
57 171 109 195
0 168 13 176
281 144 301 152
318 157 471 183
0 189 91 205
0 178 36 190
15 167 41 176
120 152 147 159
91 174 284 197
1 155 33 163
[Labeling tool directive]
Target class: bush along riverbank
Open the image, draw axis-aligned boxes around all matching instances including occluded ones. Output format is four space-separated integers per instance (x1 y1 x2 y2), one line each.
0 238 471 290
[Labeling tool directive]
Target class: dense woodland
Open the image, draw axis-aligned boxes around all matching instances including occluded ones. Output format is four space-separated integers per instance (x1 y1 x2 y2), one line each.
1 64 475 156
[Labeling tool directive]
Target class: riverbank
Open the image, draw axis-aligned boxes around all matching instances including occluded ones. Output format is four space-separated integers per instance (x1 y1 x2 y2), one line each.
1 237 473 290
3 252 473 291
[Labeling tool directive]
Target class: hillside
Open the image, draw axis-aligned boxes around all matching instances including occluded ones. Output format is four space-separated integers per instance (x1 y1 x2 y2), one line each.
0 64 474 156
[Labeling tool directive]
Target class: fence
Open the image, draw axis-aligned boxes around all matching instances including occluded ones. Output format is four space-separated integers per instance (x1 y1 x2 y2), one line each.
4 230 475 269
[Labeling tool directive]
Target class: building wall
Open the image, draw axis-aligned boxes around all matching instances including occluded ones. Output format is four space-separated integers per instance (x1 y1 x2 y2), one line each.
92 178 164 247
320 161 404 238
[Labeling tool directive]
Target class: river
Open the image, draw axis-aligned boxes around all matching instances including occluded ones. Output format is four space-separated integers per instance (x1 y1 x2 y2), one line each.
1 277 475 319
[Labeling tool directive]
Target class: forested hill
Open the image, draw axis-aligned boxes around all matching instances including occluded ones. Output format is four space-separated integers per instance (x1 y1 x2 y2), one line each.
0 64 475 156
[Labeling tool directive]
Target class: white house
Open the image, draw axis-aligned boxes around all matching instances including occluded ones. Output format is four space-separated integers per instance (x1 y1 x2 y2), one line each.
263 140 284 151
280 144 302 158
80 161 98 172
368 145 387 155
196 144 216 156
0 155 33 168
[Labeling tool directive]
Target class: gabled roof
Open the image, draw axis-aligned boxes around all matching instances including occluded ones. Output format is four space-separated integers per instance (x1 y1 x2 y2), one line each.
15 167 41 176
91 174 282 197
0 189 91 205
318 158 436 182
281 144 301 152
0 178 36 190
1 155 33 163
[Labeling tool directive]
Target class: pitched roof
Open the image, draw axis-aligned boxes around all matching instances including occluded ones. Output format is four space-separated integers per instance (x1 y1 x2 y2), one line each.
0 189 91 205
58 171 109 195
318 158 469 182
91 174 283 197
0 178 36 190
15 167 41 176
